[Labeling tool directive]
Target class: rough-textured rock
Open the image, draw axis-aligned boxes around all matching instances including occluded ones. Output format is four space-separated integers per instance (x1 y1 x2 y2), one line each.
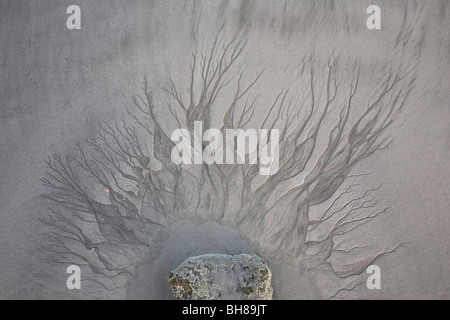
168 254 273 300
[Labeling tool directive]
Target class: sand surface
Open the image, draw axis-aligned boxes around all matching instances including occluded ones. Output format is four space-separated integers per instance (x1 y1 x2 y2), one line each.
0 0 449 299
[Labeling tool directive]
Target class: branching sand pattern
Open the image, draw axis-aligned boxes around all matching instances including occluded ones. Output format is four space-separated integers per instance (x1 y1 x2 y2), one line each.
40 2 432 298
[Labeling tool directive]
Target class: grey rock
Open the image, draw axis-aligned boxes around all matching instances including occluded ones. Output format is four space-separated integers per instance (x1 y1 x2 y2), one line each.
168 254 273 300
